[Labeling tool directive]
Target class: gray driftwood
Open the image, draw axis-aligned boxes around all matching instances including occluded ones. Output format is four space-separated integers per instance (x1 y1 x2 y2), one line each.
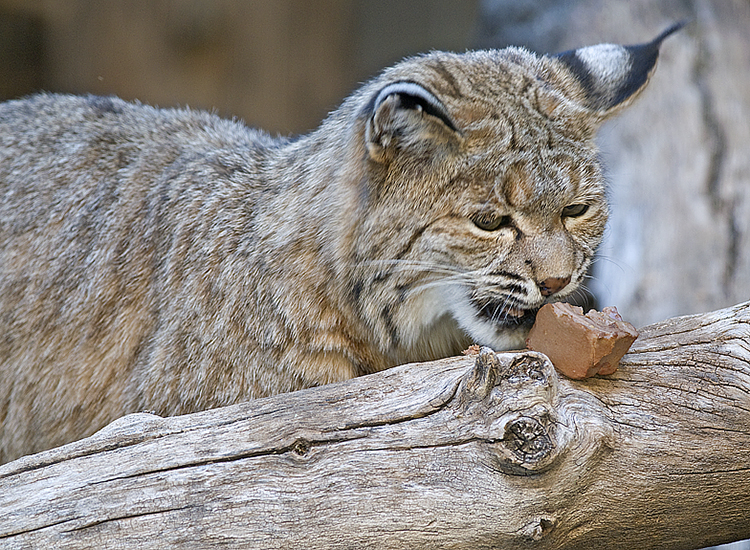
1 302 749 550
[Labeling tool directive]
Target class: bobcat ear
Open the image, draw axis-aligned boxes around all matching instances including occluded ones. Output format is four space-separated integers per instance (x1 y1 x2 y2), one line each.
554 21 686 119
365 81 458 163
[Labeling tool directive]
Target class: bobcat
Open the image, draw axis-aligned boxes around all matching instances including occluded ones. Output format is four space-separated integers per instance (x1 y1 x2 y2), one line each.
0 25 680 463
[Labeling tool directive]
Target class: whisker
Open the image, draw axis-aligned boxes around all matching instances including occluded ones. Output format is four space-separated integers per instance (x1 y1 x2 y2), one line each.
590 254 630 275
574 276 597 297
580 268 617 302
403 271 476 298
357 259 486 300
567 284 596 310
356 259 467 277
475 291 528 325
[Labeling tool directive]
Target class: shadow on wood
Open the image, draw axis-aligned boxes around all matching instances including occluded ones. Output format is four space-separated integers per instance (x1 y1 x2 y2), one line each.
1 302 749 549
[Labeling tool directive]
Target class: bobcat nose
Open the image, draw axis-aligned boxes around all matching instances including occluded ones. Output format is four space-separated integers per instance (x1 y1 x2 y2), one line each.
538 276 571 297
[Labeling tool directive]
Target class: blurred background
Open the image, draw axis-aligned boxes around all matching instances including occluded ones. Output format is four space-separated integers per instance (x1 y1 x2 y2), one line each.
0 1 749 548
0 0 479 134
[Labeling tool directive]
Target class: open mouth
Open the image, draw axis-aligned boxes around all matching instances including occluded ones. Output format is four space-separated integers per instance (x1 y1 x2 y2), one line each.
473 297 538 326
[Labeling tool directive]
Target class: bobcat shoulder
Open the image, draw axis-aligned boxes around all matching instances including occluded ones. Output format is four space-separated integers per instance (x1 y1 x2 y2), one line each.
0 25 681 463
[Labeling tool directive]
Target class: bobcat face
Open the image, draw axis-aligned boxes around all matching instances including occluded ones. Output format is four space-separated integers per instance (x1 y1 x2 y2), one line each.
435 128 606 350
351 29 679 360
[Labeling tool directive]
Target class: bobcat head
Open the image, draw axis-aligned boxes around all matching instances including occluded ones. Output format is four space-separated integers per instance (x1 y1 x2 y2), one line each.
346 25 682 364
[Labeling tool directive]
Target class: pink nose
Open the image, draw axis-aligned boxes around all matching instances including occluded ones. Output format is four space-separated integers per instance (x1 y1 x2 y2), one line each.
538 276 571 297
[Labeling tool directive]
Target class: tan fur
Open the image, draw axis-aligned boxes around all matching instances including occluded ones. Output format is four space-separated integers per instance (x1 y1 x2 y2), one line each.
0 32 673 463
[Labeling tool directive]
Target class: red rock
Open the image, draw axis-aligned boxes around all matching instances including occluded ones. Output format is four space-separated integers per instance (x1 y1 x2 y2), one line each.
526 303 639 379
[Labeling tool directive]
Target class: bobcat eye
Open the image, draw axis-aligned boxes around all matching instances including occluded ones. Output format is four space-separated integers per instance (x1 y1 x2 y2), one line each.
471 212 512 231
562 204 589 218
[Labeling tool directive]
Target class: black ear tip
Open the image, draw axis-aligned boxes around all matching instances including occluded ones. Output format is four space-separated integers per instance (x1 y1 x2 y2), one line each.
623 20 687 64
553 22 685 116
626 20 687 59
650 20 689 46
606 21 686 109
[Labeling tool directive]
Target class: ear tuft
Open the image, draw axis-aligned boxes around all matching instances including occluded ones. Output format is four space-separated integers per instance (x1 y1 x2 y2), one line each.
555 21 686 117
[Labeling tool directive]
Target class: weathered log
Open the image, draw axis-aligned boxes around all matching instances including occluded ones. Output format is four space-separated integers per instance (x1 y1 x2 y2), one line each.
1 302 749 550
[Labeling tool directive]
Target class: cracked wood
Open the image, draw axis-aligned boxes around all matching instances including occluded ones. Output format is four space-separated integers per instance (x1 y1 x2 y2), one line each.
0 302 749 549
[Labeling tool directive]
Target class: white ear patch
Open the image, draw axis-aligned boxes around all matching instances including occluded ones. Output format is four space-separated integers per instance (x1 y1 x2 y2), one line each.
574 43 632 89
373 82 444 115
370 81 458 133
553 25 682 116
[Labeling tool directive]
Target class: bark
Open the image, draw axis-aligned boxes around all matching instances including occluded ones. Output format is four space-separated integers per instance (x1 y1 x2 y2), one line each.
1 302 749 550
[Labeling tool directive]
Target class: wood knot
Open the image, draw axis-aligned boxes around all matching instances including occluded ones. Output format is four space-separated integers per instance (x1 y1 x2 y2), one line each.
519 516 556 541
497 351 559 410
291 438 310 456
503 416 553 464
506 353 550 385
462 348 558 405
457 348 562 474
463 346 502 398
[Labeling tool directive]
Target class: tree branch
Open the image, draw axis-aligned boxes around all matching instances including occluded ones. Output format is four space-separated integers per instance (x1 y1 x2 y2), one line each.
1 303 749 549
